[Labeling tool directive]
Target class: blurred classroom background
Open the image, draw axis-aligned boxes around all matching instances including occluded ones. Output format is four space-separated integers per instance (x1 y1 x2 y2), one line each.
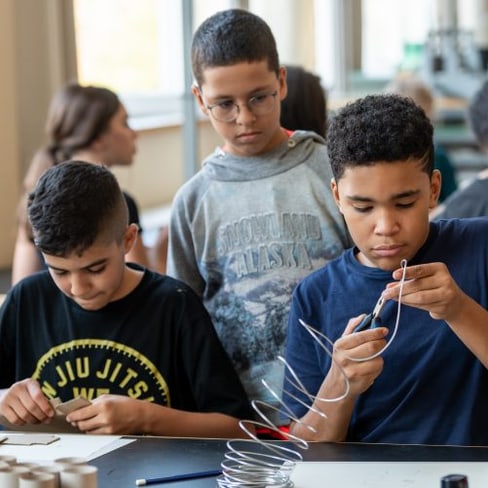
1 0 487 291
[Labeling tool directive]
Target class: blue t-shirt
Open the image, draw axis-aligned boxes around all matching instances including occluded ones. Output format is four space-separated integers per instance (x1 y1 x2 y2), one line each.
284 218 488 445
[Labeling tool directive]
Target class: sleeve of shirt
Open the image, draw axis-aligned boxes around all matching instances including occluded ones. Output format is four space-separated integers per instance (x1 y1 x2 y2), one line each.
178 286 253 420
166 192 206 297
282 285 328 420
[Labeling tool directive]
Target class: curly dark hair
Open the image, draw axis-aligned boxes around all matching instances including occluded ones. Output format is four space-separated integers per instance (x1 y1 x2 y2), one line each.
327 94 434 180
191 9 280 87
28 161 128 257
468 79 488 148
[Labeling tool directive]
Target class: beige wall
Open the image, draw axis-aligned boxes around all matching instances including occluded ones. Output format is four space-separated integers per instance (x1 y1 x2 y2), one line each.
113 121 222 210
0 0 21 268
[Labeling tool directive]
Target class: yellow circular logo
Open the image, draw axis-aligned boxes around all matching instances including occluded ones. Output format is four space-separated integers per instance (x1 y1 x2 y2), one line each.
32 339 170 406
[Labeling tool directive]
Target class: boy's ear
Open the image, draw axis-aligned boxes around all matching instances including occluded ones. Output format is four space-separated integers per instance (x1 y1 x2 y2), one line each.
278 66 288 101
123 223 139 254
429 169 442 209
192 85 208 116
330 178 343 213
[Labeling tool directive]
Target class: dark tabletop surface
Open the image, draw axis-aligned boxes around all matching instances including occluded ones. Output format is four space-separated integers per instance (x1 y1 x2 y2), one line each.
90 437 488 487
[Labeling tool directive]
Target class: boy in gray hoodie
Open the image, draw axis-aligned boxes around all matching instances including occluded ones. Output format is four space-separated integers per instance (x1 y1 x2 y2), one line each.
167 8 350 423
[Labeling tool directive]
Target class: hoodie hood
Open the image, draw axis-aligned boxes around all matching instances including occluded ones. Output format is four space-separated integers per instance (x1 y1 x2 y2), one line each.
201 130 326 181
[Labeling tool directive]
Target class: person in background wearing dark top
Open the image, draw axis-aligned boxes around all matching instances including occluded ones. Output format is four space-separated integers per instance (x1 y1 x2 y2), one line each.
0 161 252 437
283 94 488 446
432 78 488 219
385 73 458 204
280 65 327 137
11 83 166 286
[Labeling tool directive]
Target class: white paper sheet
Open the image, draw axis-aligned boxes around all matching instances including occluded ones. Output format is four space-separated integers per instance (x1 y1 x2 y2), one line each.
0 432 134 464
291 461 488 488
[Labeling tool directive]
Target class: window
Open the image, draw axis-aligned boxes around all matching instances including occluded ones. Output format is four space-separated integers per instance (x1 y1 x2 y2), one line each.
361 0 431 78
358 0 487 106
73 0 234 123
74 0 486 111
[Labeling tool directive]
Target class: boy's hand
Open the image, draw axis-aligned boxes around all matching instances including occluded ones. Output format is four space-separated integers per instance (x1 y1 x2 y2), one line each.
383 262 465 321
66 395 143 434
327 316 388 398
292 317 388 442
0 378 54 425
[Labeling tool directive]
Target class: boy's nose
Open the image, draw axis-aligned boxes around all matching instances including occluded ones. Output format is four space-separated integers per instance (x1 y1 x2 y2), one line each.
235 103 256 124
375 211 399 235
69 275 91 297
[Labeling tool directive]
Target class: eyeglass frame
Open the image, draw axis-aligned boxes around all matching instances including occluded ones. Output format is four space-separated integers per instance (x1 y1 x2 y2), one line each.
200 90 279 123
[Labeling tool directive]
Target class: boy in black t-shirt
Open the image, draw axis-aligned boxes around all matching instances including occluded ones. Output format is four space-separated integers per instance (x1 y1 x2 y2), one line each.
0 161 252 437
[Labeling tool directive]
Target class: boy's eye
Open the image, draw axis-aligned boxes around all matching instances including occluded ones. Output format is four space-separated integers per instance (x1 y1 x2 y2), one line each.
52 270 67 276
353 206 372 213
396 201 415 209
217 100 235 111
87 266 105 274
250 94 269 105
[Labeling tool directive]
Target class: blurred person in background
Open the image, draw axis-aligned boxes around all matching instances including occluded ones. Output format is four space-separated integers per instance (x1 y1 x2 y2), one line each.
280 64 327 138
432 78 488 220
12 83 167 285
385 72 458 204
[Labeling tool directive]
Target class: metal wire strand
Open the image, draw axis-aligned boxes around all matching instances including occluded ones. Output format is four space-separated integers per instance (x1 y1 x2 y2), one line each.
217 319 351 487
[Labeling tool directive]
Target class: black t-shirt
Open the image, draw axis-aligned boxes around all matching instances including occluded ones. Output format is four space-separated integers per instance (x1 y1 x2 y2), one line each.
0 265 252 419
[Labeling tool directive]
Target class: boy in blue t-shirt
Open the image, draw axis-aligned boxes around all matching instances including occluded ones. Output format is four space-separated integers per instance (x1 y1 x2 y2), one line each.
283 94 488 445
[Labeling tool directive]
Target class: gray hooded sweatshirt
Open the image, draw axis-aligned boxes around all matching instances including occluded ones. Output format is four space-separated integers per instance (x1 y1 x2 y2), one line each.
167 130 351 422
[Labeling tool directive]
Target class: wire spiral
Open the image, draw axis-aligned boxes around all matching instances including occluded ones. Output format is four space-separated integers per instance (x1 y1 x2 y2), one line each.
218 260 408 487
217 320 349 488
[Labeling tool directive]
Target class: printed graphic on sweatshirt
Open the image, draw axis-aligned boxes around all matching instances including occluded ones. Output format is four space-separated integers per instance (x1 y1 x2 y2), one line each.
217 211 322 277
32 339 170 405
209 209 345 409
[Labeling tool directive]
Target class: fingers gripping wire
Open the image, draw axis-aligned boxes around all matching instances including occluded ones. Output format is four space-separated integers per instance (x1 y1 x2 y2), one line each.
347 258 408 362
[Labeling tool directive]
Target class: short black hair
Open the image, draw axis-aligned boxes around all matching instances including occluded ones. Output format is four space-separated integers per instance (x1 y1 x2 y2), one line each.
281 65 327 137
327 94 434 181
468 79 488 148
191 9 280 87
28 161 128 257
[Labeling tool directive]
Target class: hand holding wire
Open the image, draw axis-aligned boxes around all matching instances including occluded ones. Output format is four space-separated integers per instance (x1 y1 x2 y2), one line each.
217 260 409 487
383 262 462 321
332 321 387 396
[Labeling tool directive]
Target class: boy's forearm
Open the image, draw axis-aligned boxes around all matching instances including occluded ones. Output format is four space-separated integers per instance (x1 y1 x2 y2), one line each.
291 394 355 442
289 372 357 442
141 402 249 438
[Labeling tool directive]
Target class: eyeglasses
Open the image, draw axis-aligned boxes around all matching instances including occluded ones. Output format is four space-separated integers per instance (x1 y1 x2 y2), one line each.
203 91 278 123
